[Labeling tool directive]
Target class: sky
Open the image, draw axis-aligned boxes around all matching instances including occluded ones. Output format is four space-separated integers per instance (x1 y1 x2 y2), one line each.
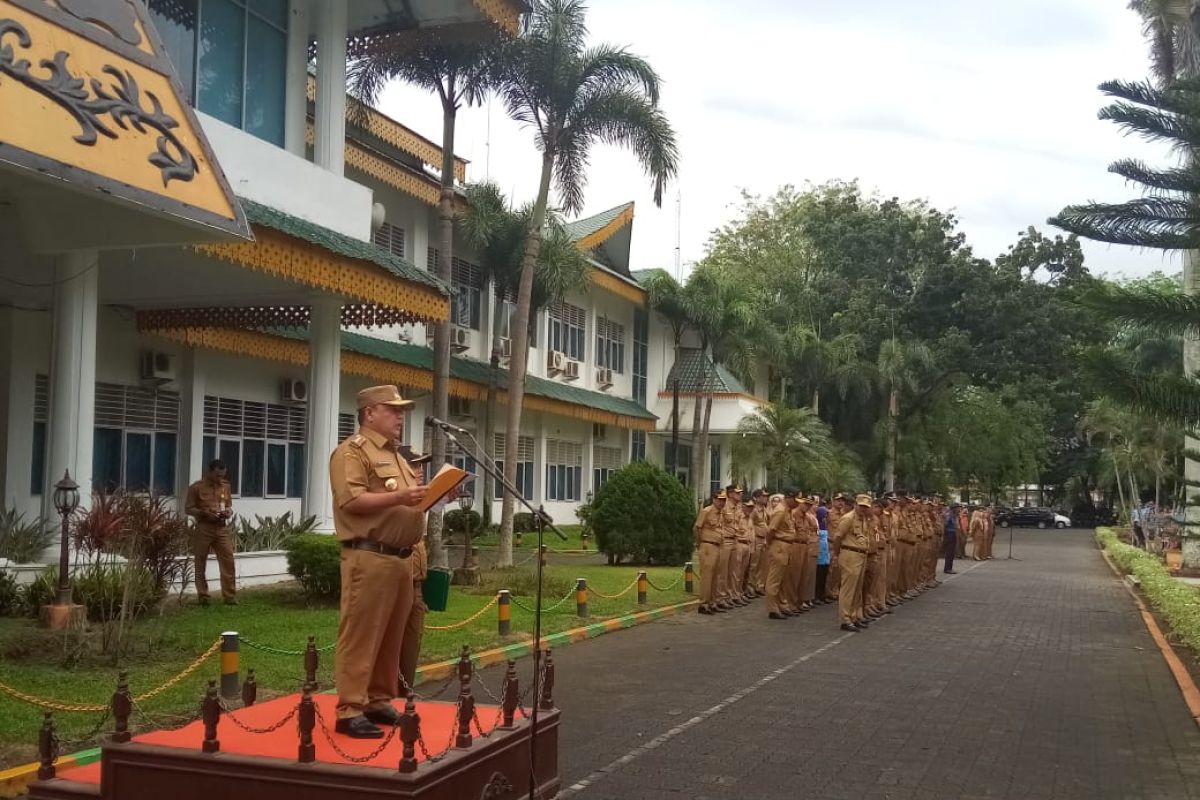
375 0 1180 280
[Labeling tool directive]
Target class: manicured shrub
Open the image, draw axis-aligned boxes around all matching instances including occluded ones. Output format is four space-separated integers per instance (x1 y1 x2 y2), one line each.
0 508 55 563
443 509 482 535
513 511 553 533
590 462 694 565
0 570 20 617
284 533 341 599
1096 527 1200 653
73 563 160 622
234 512 317 552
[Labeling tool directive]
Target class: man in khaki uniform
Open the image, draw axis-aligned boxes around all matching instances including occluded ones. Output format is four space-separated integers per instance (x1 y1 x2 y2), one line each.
826 494 846 600
796 495 819 609
749 489 770 595
396 445 433 693
766 489 799 619
970 506 986 561
185 460 237 605
330 385 430 739
862 498 883 619
833 494 873 631
884 495 902 606
693 492 726 614
719 484 747 607
737 499 756 598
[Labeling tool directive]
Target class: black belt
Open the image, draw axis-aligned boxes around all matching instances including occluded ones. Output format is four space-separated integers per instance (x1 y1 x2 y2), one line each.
343 540 413 558
841 544 868 555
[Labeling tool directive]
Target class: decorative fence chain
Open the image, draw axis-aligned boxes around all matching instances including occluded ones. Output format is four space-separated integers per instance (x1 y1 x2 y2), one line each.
416 699 461 764
646 572 683 592
312 704 399 763
586 576 639 600
218 698 300 735
241 638 336 656
510 586 575 614
424 594 500 631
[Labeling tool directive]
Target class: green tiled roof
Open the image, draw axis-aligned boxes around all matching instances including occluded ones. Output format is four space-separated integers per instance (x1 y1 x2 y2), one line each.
631 268 670 286
275 328 656 421
666 348 747 394
238 198 449 295
565 202 634 242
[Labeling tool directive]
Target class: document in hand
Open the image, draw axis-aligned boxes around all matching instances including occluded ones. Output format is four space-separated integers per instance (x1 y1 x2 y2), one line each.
419 463 473 512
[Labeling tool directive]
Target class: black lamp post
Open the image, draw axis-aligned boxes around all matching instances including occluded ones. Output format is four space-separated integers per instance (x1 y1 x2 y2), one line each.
458 493 474 570
52 471 79 606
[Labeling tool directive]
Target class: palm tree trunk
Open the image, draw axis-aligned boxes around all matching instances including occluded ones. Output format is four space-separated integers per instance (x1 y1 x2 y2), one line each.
669 334 681 480
427 102 458 570
883 388 898 493
1112 455 1128 519
812 389 819 415
690 393 703 502
699 393 714 490
499 149 554 567
482 299 505 529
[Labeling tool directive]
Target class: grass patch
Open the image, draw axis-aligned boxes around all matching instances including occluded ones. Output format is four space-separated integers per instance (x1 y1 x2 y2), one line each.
467 524 590 551
0 561 691 764
1096 527 1200 654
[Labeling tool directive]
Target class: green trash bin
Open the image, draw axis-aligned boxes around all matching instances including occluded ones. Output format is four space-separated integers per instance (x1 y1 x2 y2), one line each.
423 567 452 612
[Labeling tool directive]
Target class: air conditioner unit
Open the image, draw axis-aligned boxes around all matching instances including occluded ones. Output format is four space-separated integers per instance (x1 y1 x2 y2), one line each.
449 396 473 419
563 359 581 381
593 422 608 441
596 367 614 389
139 351 175 383
281 378 308 403
451 325 471 352
499 337 513 359
397 327 413 344
548 350 566 374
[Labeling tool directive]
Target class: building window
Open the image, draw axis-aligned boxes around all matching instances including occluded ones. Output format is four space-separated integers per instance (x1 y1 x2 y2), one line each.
92 383 180 495
709 445 722 496
148 0 287 146
429 248 482 330
596 316 626 373
593 445 623 493
498 291 538 347
337 413 357 441
630 429 646 463
633 309 648 406
422 428 477 479
545 439 582 502
548 302 586 361
494 433 535 499
372 222 406 259
664 441 691 486
202 396 305 499
31 375 49 495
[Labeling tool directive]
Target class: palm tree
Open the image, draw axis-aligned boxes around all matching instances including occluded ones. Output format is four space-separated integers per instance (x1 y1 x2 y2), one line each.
874 339 935 492
642 270 691 481
348 39 495 569
1129 0 1200 83
491 0 679 552
460 182 590 563
730 403 850 490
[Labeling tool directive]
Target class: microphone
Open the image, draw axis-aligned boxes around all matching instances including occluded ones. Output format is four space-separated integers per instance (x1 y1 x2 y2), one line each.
425 415 469 435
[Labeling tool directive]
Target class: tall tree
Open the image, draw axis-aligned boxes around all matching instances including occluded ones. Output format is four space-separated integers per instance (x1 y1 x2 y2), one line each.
730 403 851 489
491 0 678 563
348 39 494 568
642 270 692 482
873 339 935 492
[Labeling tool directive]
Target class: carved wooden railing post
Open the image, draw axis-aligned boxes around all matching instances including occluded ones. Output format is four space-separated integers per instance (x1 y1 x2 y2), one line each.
304 635 318 690
501 660 519 729
241 668 257 707
539 649 555 710
297 684 316 763
37 712 57 780
455 645 474 748
201 680 220 754
111 671 132 744
398 694 419 774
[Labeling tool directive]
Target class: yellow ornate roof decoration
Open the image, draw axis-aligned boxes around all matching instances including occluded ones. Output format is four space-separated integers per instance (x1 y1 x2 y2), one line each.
589 267 645 305
576 204 635 250
193 224 448 323
306 76 467 182
472 0 522 35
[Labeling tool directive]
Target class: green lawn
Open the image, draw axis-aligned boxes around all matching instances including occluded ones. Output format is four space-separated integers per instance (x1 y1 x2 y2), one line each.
461 523 593 551
0 561 690 766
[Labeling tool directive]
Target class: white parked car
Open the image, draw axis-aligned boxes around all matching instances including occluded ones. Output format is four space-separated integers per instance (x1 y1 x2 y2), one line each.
1053 513 1071 529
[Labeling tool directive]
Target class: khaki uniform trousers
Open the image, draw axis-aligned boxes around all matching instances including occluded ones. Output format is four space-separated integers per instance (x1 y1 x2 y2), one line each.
732 540 752 595
871 550 887 609
192 524 236 602
862 553 879 612
887 543 901 599
826 544 840 599
765 540 792 615
750 537 768 592
800 540 819 604
697 541 721 605
956 532 967 559
786 540 805 610
716 539 736 600
837 549 866 624
335 548 414 720
399 580 426 692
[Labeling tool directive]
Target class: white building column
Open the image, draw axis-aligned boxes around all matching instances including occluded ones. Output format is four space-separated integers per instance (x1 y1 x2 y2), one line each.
178 347 206 492
44 251 97 517
284 0 312 158
304 297 341 531
312 0 347 175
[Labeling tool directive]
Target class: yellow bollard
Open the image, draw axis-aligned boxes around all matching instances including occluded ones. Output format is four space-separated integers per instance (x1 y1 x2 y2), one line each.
498 590 512 636
220 631 239 700
637 571 648 605
575 578 588 618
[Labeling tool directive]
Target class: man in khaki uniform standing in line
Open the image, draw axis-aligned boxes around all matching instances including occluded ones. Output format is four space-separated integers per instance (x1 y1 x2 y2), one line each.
718 484 746 608
884 495 902 606
693 492 726 614
833 494 873 631
862 498 884 619
796 495 819 609
749 489 770 595
766 489 799 619
185 460 237 606
737 498 756 598
329 386 430 739
826 494 846 600
970 506 986 561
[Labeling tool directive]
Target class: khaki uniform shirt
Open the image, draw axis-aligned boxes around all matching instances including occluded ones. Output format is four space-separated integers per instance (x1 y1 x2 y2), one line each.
833 509 871 550
329 426 425 548
737 511 754 543
751 507 770 541
185 478 232 531
721 503 743 542
693 505 723 546
767 505 795 543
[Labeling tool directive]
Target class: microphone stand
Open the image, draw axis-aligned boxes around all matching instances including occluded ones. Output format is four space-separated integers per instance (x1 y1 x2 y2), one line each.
436 425 564 800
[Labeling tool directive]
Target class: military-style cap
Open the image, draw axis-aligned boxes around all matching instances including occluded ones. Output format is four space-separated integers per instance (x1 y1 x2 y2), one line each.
715 491 727 500
356 385 414 410
796 494 812 506
855 493 872 507
752 488 768 499
726 483 743 493
782 488 798 498
743 499 754 507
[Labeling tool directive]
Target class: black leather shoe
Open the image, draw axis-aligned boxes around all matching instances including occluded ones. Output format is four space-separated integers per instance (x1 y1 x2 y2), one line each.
698 605 713 615
840 623 858 632
943 569 957 574
364 705 404 726
335 715 384 739
769 612 788 620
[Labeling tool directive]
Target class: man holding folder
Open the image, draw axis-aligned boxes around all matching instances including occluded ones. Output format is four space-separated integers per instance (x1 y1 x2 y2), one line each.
328 385 466 739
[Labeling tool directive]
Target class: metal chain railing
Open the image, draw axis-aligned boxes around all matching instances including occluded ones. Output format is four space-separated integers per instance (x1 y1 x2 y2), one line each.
0 638 221 712
50 710 111 751
646 572 684 592
312 704 399 763
416 699 461 764
424 593 500 631
510 586 575 614
218 698 300 735
586 576 639 600
241 638 337 655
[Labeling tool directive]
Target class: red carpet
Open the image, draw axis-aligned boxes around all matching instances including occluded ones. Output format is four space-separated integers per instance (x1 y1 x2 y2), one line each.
62 693 505 784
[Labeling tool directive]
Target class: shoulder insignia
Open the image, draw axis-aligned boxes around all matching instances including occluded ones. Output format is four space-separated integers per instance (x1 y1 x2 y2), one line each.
349 435 366 448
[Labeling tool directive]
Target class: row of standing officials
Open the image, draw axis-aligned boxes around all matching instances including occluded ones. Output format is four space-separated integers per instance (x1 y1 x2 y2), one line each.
692 486 998 631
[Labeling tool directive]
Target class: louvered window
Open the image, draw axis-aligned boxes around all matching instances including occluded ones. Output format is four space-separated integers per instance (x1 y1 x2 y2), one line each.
633 309 648 405
498 290 538 346
372 221 405 259
548 302 586 361
92 382 180 496
31 375 49 494
338 413 356 441
494 433 535 499
201 395 305 498
545 439 582 501
630 429 646 463
592 445 624 492
429 248 482 330
596 316 626 373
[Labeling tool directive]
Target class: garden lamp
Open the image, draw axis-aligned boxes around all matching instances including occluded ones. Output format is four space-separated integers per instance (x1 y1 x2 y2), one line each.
52 471 79 605
458 493 475 570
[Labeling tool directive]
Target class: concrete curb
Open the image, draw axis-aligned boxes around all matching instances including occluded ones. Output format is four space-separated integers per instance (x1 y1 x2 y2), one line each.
1096 532 1200 729
0 598 699 797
